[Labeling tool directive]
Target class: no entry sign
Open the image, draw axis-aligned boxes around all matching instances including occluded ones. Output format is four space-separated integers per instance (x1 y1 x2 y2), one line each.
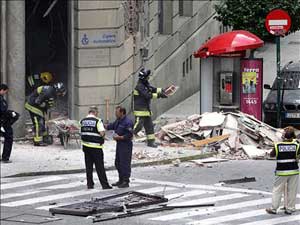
265 9 291 36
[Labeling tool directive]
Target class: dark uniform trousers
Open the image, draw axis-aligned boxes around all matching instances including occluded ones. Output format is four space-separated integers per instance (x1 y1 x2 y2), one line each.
115 141 133 182
1 124 13 161
28 111 46 143
133 116 155 141
83 146 110 188
1 110 19 161
107 116 133 183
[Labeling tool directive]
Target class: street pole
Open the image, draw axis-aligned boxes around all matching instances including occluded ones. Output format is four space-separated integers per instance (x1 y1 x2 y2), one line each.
276 36 281 128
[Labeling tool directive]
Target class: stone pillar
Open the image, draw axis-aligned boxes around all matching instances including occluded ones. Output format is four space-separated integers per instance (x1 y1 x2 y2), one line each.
0 0 7 84
6 0 25 137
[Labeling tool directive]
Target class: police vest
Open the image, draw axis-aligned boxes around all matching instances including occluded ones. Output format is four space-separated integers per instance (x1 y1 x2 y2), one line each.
275 141 299 176
80 117 104 149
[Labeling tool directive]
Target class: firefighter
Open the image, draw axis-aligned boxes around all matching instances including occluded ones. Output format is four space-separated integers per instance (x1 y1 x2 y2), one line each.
27 72 53 90
105 106 133 188
25 82 66 146
266 126 300 215
133 68 168 148
0 84 19 163
80 106 112 190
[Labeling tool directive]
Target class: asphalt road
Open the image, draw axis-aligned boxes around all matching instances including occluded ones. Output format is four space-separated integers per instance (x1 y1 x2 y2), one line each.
1 160 300 225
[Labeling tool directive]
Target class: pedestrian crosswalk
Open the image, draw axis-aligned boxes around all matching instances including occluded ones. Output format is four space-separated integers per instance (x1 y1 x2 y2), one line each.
1 174 299 225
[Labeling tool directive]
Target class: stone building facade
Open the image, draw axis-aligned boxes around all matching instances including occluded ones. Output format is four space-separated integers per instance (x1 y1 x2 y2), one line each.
0 0 220 136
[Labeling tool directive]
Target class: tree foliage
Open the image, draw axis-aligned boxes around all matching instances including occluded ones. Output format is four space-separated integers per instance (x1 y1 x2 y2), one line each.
214 0 300 41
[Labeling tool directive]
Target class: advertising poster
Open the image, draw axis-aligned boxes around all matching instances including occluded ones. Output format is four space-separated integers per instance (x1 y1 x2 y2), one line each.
240 59 263 120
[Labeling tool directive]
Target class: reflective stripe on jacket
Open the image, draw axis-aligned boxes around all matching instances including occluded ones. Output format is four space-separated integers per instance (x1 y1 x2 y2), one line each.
275 141 300 176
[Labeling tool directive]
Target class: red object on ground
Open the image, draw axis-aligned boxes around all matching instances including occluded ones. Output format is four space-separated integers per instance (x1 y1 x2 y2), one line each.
193 30 264 58
265 9 291 36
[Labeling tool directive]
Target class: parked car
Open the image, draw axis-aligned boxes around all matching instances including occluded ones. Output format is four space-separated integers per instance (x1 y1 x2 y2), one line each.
263 61 300 128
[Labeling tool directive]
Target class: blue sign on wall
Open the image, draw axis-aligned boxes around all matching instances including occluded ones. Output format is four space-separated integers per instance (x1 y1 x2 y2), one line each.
79 31 118 47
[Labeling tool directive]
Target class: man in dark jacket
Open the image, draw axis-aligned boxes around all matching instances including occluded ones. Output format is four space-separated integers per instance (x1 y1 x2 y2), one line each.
25 82 66 146
0 84 19 163
133 68 167 148
105 106 133 188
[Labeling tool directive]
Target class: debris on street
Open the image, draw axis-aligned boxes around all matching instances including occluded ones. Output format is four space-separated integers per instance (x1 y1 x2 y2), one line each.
153 111 284 160
49 190 214 223
219 177 256 184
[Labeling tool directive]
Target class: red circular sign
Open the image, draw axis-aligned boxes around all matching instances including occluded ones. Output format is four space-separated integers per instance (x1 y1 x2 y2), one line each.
265 9 291 36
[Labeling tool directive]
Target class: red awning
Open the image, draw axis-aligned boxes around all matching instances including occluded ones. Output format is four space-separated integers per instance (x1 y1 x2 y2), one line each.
194 30 264 58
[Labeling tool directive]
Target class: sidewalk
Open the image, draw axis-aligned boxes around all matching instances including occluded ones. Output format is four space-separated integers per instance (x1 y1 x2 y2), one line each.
0 138 212 178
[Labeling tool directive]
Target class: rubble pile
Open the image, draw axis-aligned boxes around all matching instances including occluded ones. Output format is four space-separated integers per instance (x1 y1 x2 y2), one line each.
157 111 284 160
47 117 80 137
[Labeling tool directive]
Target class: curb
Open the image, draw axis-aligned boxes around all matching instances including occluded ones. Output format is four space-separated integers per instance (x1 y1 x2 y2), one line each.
4 152 215 178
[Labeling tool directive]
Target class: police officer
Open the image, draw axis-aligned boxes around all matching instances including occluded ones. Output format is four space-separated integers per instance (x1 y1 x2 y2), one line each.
105 106 133 188
27 72 53 91
266 126 300 215
80 106 112 190
25 82 66 146
133 68 168 148
0 84 19 163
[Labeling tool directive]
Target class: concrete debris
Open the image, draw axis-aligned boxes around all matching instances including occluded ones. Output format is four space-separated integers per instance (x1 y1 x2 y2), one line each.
155 111 285 160
199 112 226 128
172 159 181 167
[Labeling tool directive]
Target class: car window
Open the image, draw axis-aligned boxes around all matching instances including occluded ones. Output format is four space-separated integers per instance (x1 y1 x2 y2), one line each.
272 72 300 90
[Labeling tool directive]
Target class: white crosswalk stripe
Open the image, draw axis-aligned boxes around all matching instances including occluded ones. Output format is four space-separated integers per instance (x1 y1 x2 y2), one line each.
1 190 48 200
1 189 100 207
188 204 300 225
1 176 64 190
1 174 299 225
150 198 272 221
165 190 215 200
237 213 300 225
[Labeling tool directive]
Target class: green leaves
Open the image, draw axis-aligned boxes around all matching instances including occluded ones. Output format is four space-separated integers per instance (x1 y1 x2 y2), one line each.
214 0 300 42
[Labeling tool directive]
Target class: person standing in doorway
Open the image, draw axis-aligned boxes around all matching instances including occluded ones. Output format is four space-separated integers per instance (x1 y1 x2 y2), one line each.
266 126 300 215
80 106 112 190
105 106 133 188
25 82 66 146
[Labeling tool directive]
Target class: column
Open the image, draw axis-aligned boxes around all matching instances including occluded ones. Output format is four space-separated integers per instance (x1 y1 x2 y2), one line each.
7 0 25 137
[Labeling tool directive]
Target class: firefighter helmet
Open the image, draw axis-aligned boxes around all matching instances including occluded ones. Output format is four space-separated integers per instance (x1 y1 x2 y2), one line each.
138 68 151 80
53 82 66 96
40 72 53 84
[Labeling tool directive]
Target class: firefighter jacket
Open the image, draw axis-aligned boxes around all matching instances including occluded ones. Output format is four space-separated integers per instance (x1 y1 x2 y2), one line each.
80 115 105 149
133 79 163 117
274 141 300 176
25 86 56 117
27 74 44 89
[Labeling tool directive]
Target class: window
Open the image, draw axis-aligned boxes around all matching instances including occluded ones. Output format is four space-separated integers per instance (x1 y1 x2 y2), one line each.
179 0 193 17
186 58 189 74
190 55 192 70
183 61 186 77
158 0 173 34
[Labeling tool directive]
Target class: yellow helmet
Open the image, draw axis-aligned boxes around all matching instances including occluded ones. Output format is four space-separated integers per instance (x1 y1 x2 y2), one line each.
40 72 53 84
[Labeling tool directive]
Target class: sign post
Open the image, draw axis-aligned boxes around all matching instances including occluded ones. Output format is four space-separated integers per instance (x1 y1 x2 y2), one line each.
265 9 291 128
